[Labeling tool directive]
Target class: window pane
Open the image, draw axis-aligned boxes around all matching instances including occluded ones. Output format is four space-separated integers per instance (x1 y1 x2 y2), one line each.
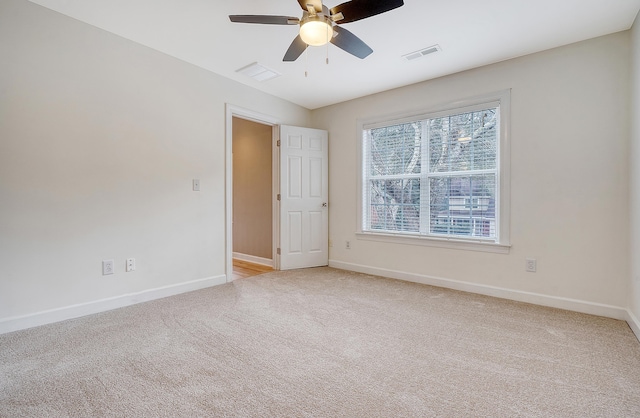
369 123 421 176
429 109 497 173
361 99 503 244
429 175 496 238
369 179 420 232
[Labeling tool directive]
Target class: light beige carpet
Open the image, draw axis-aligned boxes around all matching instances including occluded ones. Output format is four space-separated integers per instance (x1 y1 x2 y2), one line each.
1 267 640 417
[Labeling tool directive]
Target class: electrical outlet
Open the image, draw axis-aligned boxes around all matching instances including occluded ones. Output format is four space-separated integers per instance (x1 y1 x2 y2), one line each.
102 259 114 276
525 258 537 273
346 240 351 249
126 258 136 272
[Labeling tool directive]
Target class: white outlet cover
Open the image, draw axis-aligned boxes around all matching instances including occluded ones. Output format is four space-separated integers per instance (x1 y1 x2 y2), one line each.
102 259 114 275
126 258 136 272
525 258 537 272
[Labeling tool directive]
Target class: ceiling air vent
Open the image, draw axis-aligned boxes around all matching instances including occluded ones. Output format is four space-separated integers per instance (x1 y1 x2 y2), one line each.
236 62 280 82
402 45 441 61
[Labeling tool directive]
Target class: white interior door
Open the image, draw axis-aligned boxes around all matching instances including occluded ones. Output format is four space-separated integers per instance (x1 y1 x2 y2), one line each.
279 125 328 270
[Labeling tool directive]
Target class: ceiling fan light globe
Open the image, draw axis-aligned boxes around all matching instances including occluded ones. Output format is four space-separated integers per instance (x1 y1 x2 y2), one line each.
300 20 333 46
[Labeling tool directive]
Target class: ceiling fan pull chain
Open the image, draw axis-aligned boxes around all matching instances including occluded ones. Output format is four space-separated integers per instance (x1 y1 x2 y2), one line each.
326 24 330 65
326 38 329 64
305 44 308 77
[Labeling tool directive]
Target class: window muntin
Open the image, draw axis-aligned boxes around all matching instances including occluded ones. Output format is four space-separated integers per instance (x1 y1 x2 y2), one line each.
362 103 500 242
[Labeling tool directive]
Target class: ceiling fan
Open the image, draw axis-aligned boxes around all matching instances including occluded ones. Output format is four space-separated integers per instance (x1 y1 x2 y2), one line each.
229 0 404 62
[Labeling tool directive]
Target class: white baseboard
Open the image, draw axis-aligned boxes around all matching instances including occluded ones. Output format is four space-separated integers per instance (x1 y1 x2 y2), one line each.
626 309 640 342
0 275 227 335
233 252 273 267
329 260 628 321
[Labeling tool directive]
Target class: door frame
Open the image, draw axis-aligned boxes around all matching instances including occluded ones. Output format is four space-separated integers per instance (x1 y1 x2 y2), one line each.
225 104 280 282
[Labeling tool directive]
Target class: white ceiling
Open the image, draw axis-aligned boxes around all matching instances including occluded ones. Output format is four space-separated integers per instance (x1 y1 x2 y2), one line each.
28 0 640 110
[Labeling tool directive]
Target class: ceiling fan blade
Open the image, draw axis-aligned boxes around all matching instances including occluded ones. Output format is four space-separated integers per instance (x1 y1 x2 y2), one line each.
229 15 299 25
330 0 404 24
283 35 308 61
297 0 323 14
330 25 372 59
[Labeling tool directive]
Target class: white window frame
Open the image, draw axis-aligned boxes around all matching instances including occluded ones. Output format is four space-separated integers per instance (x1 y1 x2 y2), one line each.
356 90 511 254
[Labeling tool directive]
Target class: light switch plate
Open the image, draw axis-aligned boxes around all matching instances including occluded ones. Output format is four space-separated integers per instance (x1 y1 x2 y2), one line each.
193 179 200 191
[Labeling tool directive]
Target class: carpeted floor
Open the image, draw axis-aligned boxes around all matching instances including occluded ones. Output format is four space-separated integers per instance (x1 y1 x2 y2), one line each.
1 267 640 417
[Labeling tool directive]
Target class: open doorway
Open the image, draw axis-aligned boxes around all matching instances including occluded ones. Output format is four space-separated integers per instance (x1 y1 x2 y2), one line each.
225 104 280 282
232 117 275 279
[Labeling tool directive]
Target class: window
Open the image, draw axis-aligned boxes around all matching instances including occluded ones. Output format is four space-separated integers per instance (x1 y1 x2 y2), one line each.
358 91 510 252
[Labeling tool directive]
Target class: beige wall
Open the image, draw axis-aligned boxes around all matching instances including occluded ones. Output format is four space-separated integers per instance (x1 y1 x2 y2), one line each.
232 117 273 260
313 32 630 310
0 0 309 327
630 11 640 323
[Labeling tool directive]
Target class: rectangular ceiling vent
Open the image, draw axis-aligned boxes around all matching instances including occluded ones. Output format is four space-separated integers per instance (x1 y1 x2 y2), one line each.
236 62 281 82
402 44 441 61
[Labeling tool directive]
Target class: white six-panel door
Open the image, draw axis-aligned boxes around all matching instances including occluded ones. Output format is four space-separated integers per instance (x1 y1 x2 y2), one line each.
279 125 328 270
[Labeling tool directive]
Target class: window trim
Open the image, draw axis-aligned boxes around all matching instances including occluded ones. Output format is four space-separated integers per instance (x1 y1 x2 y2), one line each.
356 90 511 253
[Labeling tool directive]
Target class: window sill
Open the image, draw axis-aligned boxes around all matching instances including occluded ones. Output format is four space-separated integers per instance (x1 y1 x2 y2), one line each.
355 232 511 254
